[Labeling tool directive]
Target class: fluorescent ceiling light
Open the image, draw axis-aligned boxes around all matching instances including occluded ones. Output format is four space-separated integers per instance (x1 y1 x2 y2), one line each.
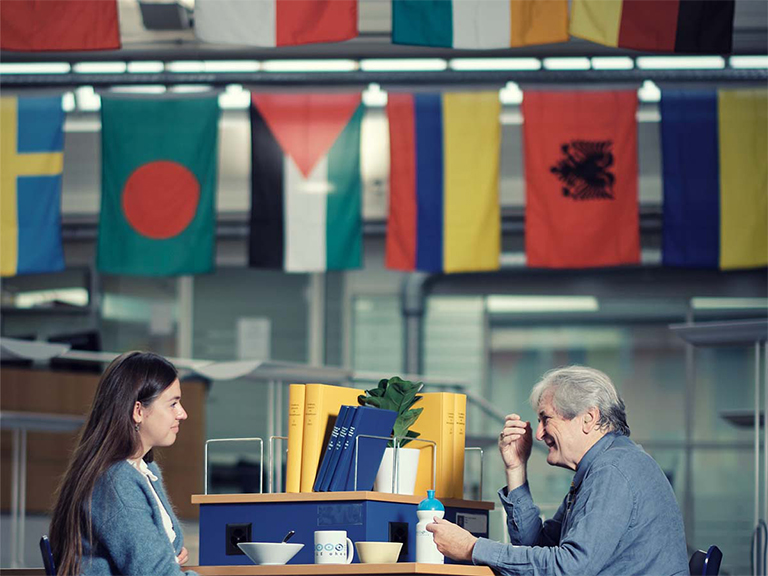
64 118 102 133
729 56 768 69
218 84 250 110
75 86 101 111
450 58 541 71
543 57 591 70
109 85 167 94
638 80 661 103
360 58 446 72
203 60 260 72
362 83 387 107
262 59 358 72
591 57 634 70
691 298 768 310
487 296 599 313
73 62 127 74
499 81 523 105
167 60 205 73
636 56 725 69
15 288 89 309
0 62 70 74
127 61 164 73
169 85 213 93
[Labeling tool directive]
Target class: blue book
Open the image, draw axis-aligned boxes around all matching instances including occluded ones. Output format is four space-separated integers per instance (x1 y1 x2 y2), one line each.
313 406 350 492
328 406 398 492
319 406 355 491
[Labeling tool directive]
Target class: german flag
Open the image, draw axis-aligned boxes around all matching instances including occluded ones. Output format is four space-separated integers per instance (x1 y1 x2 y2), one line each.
570 0 735 54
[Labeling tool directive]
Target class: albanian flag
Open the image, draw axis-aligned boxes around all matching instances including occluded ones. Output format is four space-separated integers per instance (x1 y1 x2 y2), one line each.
97 96 220 276
523 91 640 268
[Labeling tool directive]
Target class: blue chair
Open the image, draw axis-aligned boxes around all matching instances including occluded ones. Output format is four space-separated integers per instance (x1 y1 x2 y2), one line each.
39 535 56 576
689 545 722 576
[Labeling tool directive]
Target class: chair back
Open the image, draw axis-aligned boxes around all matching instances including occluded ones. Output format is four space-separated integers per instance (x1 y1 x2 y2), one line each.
39 535 56 576
689 545 723 576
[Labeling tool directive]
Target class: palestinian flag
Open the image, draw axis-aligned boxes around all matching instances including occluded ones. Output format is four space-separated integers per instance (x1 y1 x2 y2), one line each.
249 93 363 272
97 96 219 276
570 0 735 53
523 91 640 269
1 0 120 51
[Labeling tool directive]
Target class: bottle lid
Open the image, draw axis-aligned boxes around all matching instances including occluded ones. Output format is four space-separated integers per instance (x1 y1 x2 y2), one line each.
417 489 445 511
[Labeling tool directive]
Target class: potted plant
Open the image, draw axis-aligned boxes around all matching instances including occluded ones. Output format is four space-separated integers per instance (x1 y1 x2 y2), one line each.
358 376 424 494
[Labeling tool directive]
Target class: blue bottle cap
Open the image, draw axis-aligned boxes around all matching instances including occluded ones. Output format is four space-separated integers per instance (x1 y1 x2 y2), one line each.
417 489 445 511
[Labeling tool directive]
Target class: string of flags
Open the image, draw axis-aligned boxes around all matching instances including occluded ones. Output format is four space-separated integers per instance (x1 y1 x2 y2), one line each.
1 87 765 279
0 0 737 53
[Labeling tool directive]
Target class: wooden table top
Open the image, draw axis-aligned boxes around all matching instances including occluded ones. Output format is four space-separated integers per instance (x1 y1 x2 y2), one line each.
191 563 495 575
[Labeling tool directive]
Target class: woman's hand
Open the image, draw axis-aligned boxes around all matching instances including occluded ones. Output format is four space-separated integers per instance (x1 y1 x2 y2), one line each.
176 547 189 566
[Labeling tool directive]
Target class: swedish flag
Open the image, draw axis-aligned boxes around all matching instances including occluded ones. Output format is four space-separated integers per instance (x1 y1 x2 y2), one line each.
0 96 65 277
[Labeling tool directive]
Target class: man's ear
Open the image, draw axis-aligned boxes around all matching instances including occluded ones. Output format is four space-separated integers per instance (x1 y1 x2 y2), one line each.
133 401 143 425
582 407 600 434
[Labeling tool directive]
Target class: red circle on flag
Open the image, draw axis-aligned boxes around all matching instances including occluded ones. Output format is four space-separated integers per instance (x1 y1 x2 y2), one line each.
122 161 200 239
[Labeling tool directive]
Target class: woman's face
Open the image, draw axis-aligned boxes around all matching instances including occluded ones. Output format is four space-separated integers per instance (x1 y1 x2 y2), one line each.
136 379 188 452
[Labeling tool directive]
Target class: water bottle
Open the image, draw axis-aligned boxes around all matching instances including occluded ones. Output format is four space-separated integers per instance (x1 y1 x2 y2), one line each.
415 489 445 563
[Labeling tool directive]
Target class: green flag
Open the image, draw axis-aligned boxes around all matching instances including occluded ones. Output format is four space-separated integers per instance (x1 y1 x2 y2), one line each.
97 96 219 276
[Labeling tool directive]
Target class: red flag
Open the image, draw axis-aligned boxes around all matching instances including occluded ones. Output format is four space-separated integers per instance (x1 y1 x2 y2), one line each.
1 0 120 52
523 91 640 268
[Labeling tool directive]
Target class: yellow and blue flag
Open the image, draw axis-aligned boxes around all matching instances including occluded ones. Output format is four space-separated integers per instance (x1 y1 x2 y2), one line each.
1 95 65 277
660 89 767 270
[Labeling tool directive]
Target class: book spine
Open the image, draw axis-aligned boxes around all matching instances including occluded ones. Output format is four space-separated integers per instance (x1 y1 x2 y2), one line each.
285 384 305 493
442 393 456 498
453 394 467 499
300 384 323 492
314 406 346 492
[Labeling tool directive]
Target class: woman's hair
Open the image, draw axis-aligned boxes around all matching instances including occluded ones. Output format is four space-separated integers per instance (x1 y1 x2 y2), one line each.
49 351 178 576
529 365 630 437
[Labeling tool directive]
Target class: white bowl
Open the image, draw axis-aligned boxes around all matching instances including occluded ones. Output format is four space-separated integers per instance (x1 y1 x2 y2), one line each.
355 541 403 564
237 542 304 565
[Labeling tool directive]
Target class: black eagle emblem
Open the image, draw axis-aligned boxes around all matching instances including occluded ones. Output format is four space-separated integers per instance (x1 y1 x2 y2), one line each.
550 140 615 200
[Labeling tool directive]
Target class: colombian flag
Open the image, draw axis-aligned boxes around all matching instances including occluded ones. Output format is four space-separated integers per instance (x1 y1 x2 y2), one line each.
661 90 768 270
0 96 65 277
0 0 120 52
392 0 568 49
386 92 501 274
570 0 735 53
523 91 640 269
195 0 357 47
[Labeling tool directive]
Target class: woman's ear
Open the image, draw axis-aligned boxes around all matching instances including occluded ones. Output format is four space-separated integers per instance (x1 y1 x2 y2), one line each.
133 401 143 425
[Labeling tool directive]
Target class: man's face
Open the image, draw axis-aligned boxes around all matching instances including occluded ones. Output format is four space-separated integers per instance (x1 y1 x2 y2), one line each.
535 393 584 471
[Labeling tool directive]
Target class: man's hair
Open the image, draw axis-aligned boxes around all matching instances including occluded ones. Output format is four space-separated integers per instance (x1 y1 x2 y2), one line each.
529 365 630 436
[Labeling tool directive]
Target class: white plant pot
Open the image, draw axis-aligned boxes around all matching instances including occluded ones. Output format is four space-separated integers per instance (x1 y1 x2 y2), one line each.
374 447 420 495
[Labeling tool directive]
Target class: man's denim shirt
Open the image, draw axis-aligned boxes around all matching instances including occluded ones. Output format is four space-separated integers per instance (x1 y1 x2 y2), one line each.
472 433 689 576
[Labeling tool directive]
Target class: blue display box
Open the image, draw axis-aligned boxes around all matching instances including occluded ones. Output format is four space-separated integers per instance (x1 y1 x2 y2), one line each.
192 492 494 566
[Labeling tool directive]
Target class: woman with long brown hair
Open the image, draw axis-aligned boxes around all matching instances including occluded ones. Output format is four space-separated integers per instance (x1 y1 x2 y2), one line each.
50 351 195 575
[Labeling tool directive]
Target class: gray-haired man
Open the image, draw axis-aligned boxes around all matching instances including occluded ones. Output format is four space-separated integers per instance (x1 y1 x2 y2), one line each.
427 366 689 575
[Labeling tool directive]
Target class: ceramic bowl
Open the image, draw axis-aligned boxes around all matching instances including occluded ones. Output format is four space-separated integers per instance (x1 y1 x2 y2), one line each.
237 542 304 565
354 541 403 564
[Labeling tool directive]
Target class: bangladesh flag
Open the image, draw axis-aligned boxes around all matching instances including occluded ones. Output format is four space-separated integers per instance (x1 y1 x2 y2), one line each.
97 96 219 276
249 93 363 272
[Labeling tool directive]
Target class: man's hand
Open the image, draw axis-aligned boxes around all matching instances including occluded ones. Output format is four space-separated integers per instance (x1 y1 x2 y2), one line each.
176 546 189 566
499 414 532 470
426 517 477 562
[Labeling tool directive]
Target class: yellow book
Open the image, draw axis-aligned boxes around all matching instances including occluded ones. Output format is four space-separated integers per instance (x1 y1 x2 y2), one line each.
411 392 455 499
299 383 362 492
452 394 467 499
285 384 305 493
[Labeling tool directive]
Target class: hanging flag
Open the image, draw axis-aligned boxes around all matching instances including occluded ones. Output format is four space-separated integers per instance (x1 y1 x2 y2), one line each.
661 89 768 270
0 0 120 52
392 0 568 48
97 96 219 276
195 0 357 47
0 96 65 277
386 91 501 273
570 0 735 53
249 93 364 272
523 91 640 269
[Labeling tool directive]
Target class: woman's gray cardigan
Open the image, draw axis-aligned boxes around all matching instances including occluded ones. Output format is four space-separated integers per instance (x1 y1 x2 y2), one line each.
80 460 196 576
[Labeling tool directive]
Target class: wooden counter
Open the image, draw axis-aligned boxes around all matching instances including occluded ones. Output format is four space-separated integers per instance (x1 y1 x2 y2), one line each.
191 564 495 575
192 492 494 510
